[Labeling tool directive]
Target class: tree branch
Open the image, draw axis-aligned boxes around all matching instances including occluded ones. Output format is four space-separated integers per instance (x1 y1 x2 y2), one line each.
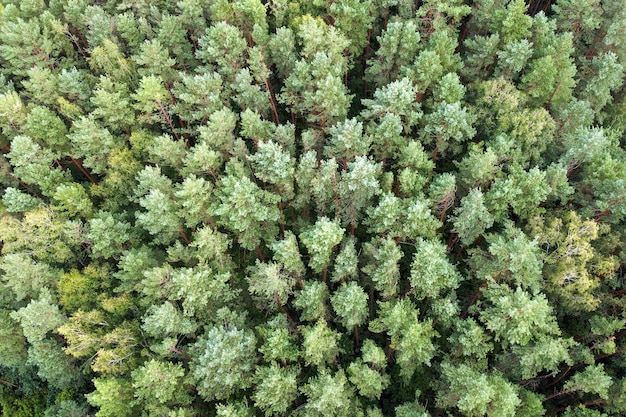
69 156 98 185
547 398 607 415
460 282 487 319
0 378 17 388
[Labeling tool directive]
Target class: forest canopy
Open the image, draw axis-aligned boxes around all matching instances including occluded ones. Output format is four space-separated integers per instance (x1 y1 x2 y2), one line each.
1 0 626 416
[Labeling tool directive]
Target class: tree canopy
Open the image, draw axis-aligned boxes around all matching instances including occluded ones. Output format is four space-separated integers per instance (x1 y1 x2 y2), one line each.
1 0 626 416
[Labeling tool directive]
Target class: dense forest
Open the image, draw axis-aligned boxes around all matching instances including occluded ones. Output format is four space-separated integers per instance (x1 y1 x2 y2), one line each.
1 0 625 415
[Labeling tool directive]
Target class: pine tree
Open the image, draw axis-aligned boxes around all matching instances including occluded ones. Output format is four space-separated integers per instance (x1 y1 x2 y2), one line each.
1 2 626 416
191 324 257 401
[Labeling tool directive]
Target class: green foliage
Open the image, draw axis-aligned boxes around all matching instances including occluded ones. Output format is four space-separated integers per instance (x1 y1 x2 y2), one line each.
409 239 461 299
564 364 613 399
449 318 493 361
339 156 382 228
11 292 65 344
366 20 421 87
347 359 390 400
361 236 402 298
300 217 344 275
247 260 295 310
480 284 560 347
299 370 354 417
25 106 68 151
141 301 197 337
249 140 295 190
2 187 41 213
347 339 390 400
452 188 494 245
279 18 353 129
53 183 93 218
293 280 329 322
6 135 69 196
196 22 248 82
27 339 80 390
212 168 281 250
68 116 120 174
495 39 533 78
0 253 57 302
87 211 132 259
270 231 306 278
581 52 625 115
370 298 438 377
331 237 359 282
331 281 368 329
87 377 135 417
495 0 532 44
486 166 551 221
0 310 28 369
257 316 300 363
561 406 607 417
530 212 603 312
57 265 106 312
302 319 341 367
469 224 544 292
361 77 423 141
1 2 626 416
191 324 257 401
90 76 136 132
438 362 521 417
423 101 477 161
0 388 47 417
253 362 299 416
136 188 182 245
513 334 575 379
131 359 191 413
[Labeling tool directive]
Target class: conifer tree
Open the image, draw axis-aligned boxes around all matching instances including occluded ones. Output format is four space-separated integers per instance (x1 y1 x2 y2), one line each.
1 1 626 416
